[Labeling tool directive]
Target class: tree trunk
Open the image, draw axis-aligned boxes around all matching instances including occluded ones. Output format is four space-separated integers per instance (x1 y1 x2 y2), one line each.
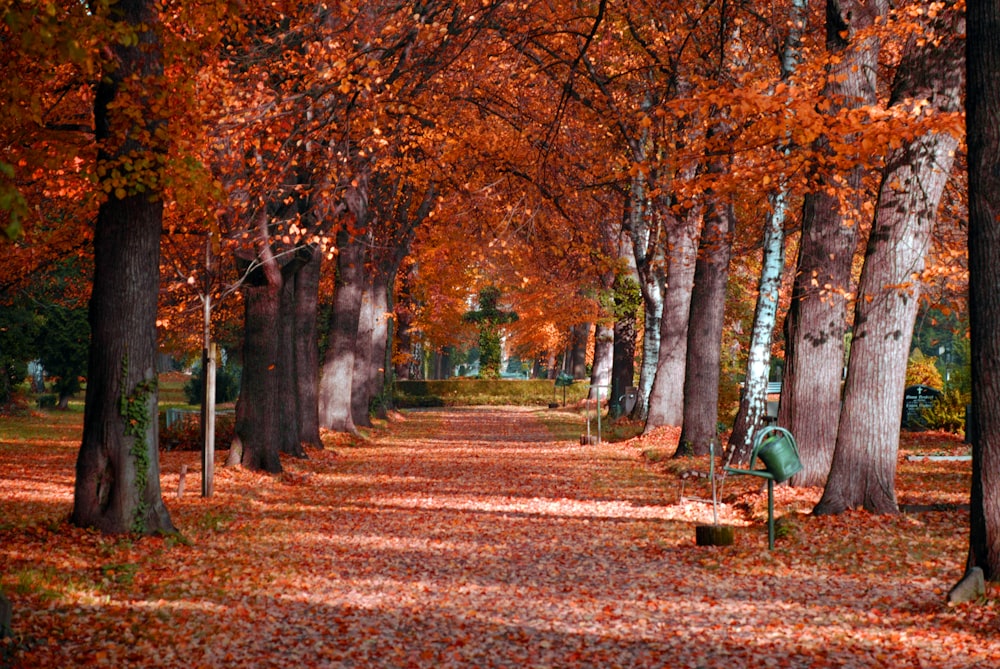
569 323 590 379
234 276 283 473
966 0 1000 582
632 292 662 421
645 205 701 432
319 229 365 433
609 276 639 417
782 0 887 488
293 246 322 447
815 7 963 515
677 198 734 456
370 270 393 416
232 218 284 473
727 192 789 465
72 0 174 535
627 172 665 422
277 269 305 457
350 277 375 428
589 323 613 401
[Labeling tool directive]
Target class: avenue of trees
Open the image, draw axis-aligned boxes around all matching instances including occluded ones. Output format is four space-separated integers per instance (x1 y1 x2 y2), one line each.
2 0 998 585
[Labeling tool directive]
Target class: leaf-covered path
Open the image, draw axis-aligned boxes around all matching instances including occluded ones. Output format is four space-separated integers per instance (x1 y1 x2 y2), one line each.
2 407 998 667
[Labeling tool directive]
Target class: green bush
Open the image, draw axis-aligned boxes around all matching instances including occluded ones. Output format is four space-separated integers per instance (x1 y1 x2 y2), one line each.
36 305 89 406
394 378 589 407
920 387 968 434
184 359 241 406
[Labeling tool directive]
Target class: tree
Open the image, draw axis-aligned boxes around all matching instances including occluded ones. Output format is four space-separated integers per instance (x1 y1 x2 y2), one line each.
815 3 964 515
36 305 89 409
72 0 174 534
726 0 808 464
463 286 518 380
609 272 640 418
677 189 734 456
781 0 888 487
959 0 1000 582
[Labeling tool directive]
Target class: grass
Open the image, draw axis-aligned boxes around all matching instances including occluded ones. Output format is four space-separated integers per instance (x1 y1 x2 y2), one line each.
394 378 591 407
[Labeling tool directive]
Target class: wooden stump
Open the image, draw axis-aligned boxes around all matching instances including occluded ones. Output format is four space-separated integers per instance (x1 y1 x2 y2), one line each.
0 591 12 639
695 524 735 546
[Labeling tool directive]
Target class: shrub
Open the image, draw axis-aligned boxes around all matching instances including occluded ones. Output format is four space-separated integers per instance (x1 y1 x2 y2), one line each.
920 387 967 434
906 349 944 389
184 359 241 406
160 412 236 451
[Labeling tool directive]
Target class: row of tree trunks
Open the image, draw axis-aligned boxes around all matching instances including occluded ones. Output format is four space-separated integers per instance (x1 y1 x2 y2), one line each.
815 4 964 515
229 211 317 473
782 0 887 488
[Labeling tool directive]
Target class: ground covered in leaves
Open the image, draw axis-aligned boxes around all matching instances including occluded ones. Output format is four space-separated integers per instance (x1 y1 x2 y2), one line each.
1 406 996 668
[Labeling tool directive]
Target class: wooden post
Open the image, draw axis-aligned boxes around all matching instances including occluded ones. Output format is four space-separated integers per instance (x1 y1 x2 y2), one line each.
201 342 216 497
177 464 187 498
0 591 12 639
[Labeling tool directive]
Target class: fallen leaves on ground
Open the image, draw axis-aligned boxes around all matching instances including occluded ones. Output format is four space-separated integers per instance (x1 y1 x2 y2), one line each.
1 408 995 668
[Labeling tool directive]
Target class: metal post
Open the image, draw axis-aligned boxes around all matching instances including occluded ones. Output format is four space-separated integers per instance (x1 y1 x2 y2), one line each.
596 385 602 444
767 478 775 550
201 342 216 498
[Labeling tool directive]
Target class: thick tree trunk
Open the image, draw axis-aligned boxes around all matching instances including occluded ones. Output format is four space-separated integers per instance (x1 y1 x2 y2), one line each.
569 323 590 379
966 0 1000 582
350 278 375 428
677 198 734 456
293 246 322 447
234 264 284 473
782 0 886 488
589 323 613 401
72 0 174 535
233 228 310 470
318 229 366 433
277 271 305 457
646 206 701 432
815 7 963 515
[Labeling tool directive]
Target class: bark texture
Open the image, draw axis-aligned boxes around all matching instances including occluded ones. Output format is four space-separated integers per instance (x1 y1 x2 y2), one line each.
589 323 614 401
961 0 1000 579
782 0 887 488
628 173 664 421
293 246 323 447
318 229 366 433
678 198 734 456
815 6 963 515
72 0 174 535
645 206 701 432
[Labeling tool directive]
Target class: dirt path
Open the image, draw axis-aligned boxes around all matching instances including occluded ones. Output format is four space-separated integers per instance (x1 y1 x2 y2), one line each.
4 407 997 668
234 407 993 668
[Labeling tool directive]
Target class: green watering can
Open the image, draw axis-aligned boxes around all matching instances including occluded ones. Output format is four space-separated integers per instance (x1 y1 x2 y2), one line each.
751 426 803 483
